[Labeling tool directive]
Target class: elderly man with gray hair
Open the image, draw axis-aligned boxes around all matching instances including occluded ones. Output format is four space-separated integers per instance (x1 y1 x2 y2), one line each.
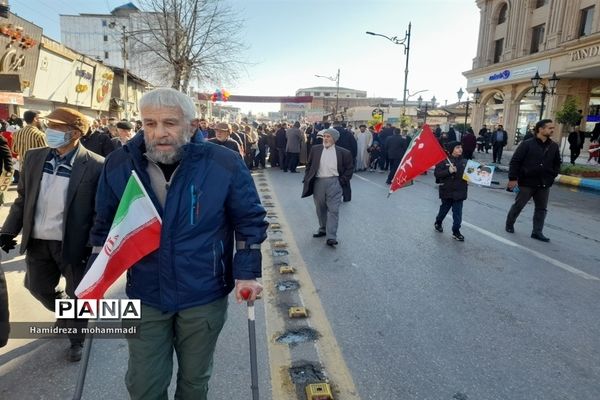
89 88 268 399
302 128 353 247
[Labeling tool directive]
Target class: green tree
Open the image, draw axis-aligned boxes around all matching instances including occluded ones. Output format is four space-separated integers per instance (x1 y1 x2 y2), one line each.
555 96 581 158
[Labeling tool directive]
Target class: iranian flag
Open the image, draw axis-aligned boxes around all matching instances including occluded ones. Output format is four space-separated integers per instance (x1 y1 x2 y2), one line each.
389 124 447 194
75 171 162 299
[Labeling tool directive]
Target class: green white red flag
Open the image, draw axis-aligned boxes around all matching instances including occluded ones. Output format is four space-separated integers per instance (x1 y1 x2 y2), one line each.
389 124 447 193
75 171 161 299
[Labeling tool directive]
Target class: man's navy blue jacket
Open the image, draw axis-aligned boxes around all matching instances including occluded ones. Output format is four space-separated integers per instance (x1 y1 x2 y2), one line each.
90 132 268 312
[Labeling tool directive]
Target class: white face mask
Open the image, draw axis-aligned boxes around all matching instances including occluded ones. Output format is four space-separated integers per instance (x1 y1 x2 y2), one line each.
45 128 72 149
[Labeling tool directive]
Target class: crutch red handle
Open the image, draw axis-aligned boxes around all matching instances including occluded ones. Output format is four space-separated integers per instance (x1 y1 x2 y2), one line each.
240 287 259 400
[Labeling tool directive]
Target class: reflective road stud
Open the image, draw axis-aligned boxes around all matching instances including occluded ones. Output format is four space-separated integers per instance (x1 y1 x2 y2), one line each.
241 288 260 400
306 383 334 399
289 307 309 318
279 266 295 274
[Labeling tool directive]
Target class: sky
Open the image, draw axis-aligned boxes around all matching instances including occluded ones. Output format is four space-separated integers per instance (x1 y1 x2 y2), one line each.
9 0 481 114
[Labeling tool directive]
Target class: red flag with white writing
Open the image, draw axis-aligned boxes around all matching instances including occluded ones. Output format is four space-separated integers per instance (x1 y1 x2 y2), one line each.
389 124 447 193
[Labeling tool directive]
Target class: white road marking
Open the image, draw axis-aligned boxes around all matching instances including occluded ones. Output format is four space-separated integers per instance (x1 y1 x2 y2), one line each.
463 222 600 281
357 173 600 281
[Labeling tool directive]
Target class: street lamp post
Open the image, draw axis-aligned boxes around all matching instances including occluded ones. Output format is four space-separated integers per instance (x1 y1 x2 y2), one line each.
315 69 340 119
109 22 130 120
457 87 473 129
417 95 436 126
366 22 411 114
531 72 559 120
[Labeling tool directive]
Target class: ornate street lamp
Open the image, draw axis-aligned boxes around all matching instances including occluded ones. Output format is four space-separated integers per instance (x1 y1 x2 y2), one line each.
531 72 559 119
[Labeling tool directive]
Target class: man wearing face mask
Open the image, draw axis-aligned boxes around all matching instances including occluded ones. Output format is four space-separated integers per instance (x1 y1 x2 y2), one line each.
90 88 267 399
0 107 104 361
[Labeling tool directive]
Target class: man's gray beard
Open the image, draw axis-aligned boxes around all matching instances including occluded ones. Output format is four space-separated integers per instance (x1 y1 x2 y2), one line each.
145 134 190 164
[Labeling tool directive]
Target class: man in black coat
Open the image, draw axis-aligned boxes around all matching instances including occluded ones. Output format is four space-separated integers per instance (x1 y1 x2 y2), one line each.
505 119 561 242
378 124 394 171
567 126 585 165
433 141 467 241
385 128 408 185
334 122 357 165
302 128 353 247
491 124 508 163
209 122 242 157
80 123 117 157
275 123 288 171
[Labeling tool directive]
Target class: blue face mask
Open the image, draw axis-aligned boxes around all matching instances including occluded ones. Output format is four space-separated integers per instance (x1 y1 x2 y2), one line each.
45 128 72 149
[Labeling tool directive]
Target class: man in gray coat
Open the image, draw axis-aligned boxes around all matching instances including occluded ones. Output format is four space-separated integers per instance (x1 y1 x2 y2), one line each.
285 121 304 173
302 128 353 247
0 107 104 362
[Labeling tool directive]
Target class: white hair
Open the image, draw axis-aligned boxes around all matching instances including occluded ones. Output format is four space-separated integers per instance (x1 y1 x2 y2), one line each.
139 88 196 124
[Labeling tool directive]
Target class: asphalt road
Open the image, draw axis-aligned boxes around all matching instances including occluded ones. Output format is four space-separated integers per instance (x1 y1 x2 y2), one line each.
266 164 600 400
1 162 599 400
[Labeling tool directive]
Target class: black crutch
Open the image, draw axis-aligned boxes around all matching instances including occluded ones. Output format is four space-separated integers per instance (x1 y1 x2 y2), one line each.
72 333 93 400
241 288 259 400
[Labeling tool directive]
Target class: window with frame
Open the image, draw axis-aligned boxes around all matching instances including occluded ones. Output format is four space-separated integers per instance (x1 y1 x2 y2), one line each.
104 51 109 59
579 6 595 37
103 35 108 41
530 24 545 54
535 0 547 8
102 20 107 27
494 38 504 63
498 4 508 24
324 92 331 96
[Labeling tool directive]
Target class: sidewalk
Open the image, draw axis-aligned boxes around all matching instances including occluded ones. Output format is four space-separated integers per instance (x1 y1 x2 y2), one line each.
470 148 600 192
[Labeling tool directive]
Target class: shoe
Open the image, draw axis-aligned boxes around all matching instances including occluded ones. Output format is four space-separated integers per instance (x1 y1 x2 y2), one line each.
505 225 514 233
68 343 83 362
434 222 443 233
531 232 550 242
386 181 391 185
452 231 465 241
312 231 326 238
326 239 338 247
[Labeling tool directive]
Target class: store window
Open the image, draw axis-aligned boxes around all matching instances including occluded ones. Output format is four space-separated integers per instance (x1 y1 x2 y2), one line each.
580 6 595 37
530 24 544 54
494 38 504 63
498 4 508 24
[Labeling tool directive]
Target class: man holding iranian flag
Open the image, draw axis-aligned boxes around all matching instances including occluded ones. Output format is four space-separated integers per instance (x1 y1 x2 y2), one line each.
85 88 268 400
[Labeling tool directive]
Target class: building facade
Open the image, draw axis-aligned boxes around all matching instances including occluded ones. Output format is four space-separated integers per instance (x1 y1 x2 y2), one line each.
464 0 600 149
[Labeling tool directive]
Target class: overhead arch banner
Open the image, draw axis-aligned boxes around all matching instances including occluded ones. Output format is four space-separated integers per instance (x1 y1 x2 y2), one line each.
198 93 313 103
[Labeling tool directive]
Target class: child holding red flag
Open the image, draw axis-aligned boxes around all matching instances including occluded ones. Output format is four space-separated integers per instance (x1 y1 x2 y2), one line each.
433 141 468 241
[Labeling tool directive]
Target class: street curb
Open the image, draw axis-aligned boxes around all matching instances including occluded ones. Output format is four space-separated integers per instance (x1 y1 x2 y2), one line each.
555 174 600 191
471 165 600 192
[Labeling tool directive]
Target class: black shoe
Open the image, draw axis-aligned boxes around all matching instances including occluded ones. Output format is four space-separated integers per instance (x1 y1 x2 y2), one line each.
386 181 391 185
505 225 514 233
326 239 338 247
531 232 550 242
313 231 326 238
434 222 443 233
452 231 465 241
68 343 83 362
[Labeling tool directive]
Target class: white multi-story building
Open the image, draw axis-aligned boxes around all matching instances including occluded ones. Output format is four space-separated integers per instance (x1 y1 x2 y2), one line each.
60 2 156 85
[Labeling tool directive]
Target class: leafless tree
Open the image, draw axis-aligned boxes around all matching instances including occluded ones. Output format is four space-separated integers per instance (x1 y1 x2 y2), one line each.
131 0 246 91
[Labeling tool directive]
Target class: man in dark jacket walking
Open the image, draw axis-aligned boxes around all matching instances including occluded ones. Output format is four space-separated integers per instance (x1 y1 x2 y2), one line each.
385 128 408 185
434 141 468 241
90 88 267 399
334 122 358 165
461 128 477 160
505 119 561 242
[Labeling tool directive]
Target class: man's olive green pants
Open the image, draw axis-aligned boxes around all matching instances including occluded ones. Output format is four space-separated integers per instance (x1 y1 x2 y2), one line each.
125 296 228 400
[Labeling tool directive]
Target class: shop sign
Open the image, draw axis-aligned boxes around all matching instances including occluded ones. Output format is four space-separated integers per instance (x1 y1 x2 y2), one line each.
570 45 600 62
488 70 511 81
0 92 24 105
